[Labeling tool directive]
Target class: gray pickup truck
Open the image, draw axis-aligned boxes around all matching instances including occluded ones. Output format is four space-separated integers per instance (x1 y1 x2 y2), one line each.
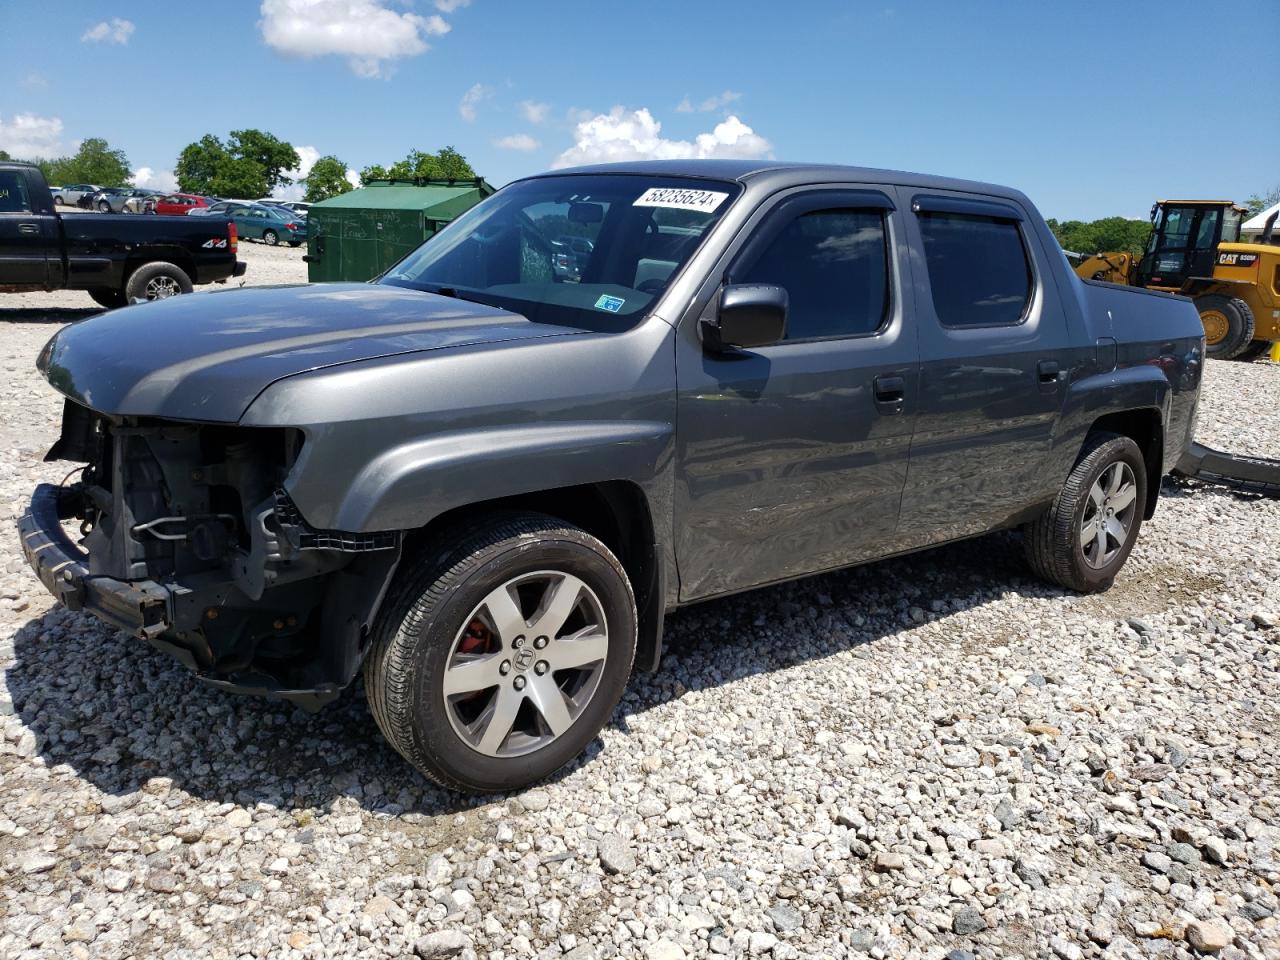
19 160 1203 792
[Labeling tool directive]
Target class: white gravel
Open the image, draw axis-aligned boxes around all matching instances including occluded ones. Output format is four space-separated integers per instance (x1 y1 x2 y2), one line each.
1 294 1278 959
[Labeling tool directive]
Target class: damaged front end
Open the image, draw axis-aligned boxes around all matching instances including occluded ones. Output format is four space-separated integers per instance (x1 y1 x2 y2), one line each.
18 400 400 710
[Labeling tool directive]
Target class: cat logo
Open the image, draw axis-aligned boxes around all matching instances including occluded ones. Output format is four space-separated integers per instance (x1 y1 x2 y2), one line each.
1217 252 1259 268
201 238 228 249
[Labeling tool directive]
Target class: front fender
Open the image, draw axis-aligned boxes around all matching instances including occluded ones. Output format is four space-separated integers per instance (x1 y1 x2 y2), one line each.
319 420 674 532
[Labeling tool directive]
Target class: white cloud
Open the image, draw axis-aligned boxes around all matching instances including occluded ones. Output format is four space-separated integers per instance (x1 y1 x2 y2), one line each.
130 167 178 192
518 100 550 125
552 108 773 169
0 113 65 159
676 90 742 113
345 168 361 189
434 0 470 9
20 73 47 90
259 0 450 79
494 133 540 152
290 145 323 180
458 82 492 122
81 18 135 44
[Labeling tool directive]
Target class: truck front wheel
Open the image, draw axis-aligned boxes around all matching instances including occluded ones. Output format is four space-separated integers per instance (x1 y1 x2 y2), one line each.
1024 431 1147 593
1197 294 1256 360
125 262 194 302
364 513 637 794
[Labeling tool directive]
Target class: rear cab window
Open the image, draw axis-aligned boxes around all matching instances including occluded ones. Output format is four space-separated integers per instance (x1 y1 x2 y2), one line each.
914 195 1033 328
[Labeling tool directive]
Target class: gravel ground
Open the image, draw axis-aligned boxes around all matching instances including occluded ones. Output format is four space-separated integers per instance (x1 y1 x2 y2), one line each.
1 296 1278 959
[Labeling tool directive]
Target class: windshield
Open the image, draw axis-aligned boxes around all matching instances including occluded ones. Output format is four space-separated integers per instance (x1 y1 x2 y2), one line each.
380 174 739 332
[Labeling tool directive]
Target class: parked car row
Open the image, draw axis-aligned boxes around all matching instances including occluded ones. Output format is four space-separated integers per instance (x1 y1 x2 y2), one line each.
47 185 309 245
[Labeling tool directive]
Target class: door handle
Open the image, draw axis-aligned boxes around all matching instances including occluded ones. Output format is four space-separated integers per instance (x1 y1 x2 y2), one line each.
873 374 906 413
1037 360 1061 384
18 223 40 235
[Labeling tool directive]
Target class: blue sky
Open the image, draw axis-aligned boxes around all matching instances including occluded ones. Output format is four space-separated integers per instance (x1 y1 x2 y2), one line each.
2 0 1276 218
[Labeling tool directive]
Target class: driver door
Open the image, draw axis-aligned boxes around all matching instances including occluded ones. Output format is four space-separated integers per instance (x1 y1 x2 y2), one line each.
673 187 920 601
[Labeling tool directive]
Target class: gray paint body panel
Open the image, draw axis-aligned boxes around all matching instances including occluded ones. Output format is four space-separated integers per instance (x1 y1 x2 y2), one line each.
37 159 1205 613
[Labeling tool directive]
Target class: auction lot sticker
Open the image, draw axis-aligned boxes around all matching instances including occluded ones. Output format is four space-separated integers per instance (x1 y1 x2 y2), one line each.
633 187 728 213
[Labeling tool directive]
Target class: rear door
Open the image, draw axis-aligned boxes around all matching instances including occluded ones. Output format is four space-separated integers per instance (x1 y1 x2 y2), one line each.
894 192 1070 548
0 169 57 285
674 186 920 600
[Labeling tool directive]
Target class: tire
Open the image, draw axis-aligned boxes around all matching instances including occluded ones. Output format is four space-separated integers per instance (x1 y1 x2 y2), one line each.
124 261 194 302
1232 340 1272 363
98 200 111 213
263 230 278 246
1197 294 1256 360
364 513 637 794
1024 431 1147 593
88 287 128 310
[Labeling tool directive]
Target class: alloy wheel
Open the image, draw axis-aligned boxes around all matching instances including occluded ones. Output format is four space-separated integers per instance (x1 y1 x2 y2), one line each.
443 570 609 758
144 276 181 300
1080 461 1138 568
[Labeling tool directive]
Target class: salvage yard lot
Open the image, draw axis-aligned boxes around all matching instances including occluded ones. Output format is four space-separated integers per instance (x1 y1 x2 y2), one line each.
1 294 1278 957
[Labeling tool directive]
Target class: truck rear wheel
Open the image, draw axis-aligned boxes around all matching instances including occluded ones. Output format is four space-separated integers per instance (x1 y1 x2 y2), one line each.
1024 431 1146 593
88 287 128 310
364 513 637 794
124 262 193 302
1197 294 1256 360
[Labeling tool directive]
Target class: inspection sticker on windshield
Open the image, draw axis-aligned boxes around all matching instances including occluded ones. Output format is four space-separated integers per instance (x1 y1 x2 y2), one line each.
633 187 728 213
594 294 626 313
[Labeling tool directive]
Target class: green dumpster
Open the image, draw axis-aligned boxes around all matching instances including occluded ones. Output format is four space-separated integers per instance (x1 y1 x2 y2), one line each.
306 178 495 283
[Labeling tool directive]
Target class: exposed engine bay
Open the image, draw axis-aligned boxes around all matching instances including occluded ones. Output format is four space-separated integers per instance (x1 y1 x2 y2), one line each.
40 399 401 708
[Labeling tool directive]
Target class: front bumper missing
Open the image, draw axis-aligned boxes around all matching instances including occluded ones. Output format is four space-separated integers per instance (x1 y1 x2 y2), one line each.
17 483 344 711
19 483 170 638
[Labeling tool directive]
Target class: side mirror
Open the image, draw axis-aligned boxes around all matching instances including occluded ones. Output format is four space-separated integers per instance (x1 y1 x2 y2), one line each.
701 283 787 352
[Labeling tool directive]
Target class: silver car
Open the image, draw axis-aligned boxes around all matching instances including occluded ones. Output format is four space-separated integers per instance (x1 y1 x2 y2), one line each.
51 183 100 206
89 188 153 213
188 199 253 218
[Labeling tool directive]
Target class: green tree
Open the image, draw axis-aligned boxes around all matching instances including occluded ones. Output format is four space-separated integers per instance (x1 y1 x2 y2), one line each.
1245 186 1280 216
46 138 131 187
434 145 474 179
0 149 10 161
175 135 230 194
359 147 476 185
303 155 353 203
209 157 268 199
1048 216 1150 256
228 129 300 193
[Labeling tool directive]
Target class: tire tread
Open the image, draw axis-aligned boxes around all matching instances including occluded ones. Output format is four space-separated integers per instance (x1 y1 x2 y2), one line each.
363 512 635 793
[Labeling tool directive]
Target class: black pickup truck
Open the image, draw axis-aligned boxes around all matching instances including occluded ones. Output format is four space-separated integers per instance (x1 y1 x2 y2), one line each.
0 162 245 308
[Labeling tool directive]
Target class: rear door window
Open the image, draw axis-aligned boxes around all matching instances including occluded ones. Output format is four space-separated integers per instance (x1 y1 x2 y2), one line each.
917 212 1032 327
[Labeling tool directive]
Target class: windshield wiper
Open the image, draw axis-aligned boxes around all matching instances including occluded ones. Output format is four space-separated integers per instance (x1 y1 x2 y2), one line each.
422 284 495 307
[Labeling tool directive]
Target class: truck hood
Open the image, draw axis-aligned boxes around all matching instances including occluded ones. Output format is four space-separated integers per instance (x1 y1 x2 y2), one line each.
37 283 585 423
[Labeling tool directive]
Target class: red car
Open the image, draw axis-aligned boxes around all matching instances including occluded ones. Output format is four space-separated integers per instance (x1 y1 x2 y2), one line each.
149 193 212 216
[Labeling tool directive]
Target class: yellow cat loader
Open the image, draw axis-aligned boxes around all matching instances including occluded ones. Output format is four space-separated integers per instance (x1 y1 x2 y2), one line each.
1073 201 1279 360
